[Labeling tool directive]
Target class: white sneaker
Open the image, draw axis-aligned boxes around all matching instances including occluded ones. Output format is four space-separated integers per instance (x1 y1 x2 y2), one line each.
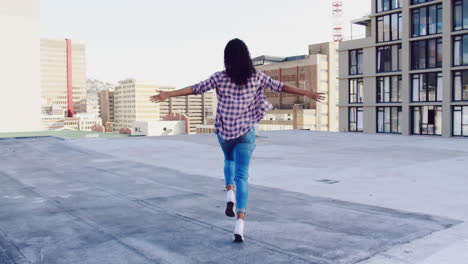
233 219 244 243
225 189 236 217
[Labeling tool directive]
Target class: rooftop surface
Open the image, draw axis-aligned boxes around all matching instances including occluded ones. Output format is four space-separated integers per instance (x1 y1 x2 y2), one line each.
0 131 467 264
0 129 129 140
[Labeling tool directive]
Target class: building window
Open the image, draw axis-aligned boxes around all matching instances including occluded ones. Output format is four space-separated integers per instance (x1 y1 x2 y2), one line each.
349 49 363 75
349 78 364 103
453 70 468 101
453 106 468 136
411 72 443 102
377 44 401 72
411 0 436 4
411 38 442 70
377 0 402 13
377 75 402 103
411 4 443 37
377 13 402 43
454 0 468 31
349 107 363 132
377 106 402 133
412 106 442 135
453 35 468 66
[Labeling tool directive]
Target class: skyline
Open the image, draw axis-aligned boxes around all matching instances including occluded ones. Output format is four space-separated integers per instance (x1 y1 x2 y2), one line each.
41 0 370 88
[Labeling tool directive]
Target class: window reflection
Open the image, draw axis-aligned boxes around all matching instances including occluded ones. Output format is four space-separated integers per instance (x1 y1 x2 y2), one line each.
411 38 442 70
349 79 364 104
377 75 401 103
377 13 402 43
377 44 401 72
412 4 442 37
453 106 468 137
349 107 363 132
412 106 442 135
349 49 363 75
453 70 468 101
411 72 442 102
377 106 402 133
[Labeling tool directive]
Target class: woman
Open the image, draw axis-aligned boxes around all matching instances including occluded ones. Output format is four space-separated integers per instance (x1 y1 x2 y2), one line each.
150 38 325 243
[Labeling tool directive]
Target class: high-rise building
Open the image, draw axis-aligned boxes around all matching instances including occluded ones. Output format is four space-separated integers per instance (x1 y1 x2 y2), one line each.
0 0 42 133
98 89 115 126
40 39 87 118
113 79 175 131
159 91 215 133
339 0 468 137
253 42 339 132
85 89 100 117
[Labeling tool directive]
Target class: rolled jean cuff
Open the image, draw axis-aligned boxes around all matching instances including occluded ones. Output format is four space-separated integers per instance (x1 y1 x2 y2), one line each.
236 208 247 213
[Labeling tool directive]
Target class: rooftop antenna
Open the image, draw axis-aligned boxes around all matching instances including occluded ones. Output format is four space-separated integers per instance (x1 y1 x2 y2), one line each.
332 0 344 42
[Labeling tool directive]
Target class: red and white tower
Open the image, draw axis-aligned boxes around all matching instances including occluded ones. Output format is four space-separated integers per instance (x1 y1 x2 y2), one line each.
332 0 344 42
66 38 74 117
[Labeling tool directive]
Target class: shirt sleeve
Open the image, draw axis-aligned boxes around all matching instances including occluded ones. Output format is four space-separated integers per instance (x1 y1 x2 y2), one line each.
259 71 284 93
192 72 219 95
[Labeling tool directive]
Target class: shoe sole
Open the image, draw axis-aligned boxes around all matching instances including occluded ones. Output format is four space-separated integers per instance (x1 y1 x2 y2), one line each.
225 202 235 217
233 234 244 243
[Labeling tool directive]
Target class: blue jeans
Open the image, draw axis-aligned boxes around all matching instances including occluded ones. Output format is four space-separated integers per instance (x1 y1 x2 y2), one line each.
216 127 256 213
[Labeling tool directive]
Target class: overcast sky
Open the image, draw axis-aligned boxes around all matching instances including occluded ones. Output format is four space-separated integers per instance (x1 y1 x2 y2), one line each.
41 0 370 88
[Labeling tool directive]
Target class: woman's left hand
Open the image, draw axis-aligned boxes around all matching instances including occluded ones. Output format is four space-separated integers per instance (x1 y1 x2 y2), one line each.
149 89 171 103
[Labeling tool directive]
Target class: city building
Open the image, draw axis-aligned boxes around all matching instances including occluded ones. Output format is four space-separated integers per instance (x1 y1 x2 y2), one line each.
41 104 66 130
253 42 339 132
40 39 87 118
159 91 215 133
63 113 102 131
41 108 101 131
98 89 115 126
195 106 317 134
0 0 42 132
85 89 100 118
87 79 114 92
113 79 175 131
339 0 468 137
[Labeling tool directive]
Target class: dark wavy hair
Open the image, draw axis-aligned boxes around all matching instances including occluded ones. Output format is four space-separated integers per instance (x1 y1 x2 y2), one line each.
224 39 256 86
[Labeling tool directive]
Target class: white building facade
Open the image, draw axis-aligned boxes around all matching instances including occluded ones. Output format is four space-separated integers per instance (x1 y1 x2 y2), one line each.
114 79 175 131
0 0 42 132
133 121 186 136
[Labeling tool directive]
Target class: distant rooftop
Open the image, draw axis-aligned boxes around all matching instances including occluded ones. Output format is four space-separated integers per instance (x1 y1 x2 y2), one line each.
351 15 371 27
252 55 308 66
0 129 129 140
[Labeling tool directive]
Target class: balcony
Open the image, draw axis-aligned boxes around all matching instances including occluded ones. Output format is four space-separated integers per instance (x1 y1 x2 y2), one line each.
339 15 373 51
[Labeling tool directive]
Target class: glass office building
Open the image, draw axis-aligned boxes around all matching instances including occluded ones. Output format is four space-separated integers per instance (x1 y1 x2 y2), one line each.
339 0 468 137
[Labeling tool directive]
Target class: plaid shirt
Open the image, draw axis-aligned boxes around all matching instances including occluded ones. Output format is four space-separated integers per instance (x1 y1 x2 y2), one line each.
193 70 283 140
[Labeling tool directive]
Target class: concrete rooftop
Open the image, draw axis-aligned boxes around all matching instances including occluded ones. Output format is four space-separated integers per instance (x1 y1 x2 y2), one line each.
0 131 467 264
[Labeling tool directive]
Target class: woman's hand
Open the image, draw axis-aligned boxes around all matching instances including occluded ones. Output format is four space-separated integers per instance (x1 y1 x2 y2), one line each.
306 91 326 102
149 89 171 103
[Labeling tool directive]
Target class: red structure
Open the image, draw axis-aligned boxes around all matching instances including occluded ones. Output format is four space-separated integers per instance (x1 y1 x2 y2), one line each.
66 38 73 117
332 0 344 42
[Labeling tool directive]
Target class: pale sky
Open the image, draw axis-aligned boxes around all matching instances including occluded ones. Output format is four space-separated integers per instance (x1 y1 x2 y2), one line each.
41 0 370 88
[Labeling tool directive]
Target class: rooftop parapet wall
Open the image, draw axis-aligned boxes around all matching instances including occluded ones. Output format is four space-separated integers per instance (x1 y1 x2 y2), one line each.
338 37 373 51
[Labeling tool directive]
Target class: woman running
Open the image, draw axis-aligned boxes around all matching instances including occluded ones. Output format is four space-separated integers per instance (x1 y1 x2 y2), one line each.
150 38 325 242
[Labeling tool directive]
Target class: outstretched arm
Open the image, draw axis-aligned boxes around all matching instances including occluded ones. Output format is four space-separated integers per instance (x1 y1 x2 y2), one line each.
149 86 194 103
151 72 219 103
282 84 326 102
